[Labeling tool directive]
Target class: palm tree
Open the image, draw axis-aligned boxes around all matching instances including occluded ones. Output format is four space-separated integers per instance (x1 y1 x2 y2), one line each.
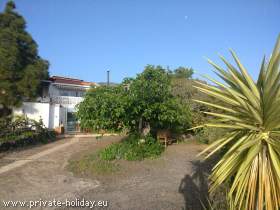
194 35 280 210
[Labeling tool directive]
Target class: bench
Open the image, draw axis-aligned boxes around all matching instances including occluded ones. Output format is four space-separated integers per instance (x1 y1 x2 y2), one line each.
157 130 172 147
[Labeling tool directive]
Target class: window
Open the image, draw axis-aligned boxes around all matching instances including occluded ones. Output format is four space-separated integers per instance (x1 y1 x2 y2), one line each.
60 91 69 96
60 90 85 97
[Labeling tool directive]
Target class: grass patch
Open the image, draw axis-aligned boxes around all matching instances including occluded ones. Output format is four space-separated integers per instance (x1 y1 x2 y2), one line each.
68 153 120 176
98 134 164 161
68 134 164 176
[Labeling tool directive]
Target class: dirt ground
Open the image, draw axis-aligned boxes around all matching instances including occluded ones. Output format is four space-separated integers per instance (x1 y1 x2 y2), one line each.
0 136 210 210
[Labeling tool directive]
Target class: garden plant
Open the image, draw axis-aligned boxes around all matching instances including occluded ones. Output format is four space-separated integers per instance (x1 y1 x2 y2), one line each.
196 36 280 210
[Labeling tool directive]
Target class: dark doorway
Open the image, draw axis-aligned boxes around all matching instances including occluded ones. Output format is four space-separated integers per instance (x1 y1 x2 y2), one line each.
66 112 77 132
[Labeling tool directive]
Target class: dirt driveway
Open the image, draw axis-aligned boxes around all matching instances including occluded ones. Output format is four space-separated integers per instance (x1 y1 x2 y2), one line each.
0 136 209 210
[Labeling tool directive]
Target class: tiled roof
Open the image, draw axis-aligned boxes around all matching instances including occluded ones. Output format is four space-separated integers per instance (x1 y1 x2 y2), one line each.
49 76 97 86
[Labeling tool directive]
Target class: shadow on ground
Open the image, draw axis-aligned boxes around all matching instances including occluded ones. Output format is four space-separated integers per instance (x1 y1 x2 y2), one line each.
178 157 217 210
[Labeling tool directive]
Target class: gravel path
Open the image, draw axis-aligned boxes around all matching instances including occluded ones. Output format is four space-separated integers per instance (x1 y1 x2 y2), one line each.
0 136 208 210
0 139 77 175
0 136 122 210
67 143 209 210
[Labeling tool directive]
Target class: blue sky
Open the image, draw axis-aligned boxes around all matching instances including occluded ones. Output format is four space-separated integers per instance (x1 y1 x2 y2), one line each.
1 0 279 83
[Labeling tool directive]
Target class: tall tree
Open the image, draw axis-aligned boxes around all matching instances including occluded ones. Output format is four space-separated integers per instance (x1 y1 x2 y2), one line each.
172 67 194 79
126 65 189 134
0 1 49 117
77 65 191 136
76 86 126 132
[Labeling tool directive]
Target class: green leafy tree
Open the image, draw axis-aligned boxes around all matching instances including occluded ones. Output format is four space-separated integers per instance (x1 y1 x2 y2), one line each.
76 86 126 132
77 65 191 135
196 36 280 210
124 65 191 135
0 1 49 117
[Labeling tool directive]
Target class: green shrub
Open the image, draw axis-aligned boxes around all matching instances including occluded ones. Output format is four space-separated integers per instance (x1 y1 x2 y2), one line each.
0 116 56 150
99 143 123 160
99 134 164 161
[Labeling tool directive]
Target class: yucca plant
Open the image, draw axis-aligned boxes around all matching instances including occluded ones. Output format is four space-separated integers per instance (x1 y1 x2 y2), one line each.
194 35 280 210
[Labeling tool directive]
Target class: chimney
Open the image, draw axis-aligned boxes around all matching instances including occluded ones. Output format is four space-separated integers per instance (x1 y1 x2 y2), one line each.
107 70 110 86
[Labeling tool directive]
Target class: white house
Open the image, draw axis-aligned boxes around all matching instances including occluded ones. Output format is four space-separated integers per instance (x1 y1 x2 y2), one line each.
13 76 98 133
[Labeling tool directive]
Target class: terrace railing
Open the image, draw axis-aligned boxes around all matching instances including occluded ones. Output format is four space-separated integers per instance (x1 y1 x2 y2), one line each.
50 96 84 106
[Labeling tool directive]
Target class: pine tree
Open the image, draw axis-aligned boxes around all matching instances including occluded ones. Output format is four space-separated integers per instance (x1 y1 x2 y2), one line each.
0 1 49 117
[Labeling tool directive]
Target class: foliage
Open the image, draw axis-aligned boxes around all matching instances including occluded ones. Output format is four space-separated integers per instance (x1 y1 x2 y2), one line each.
77 65 192 135
0 1 49 117
169 67 194 79
124 65 191 134
171 79 210 122
170 76 217 141
0 116 55 150
124 65 173 132
171 78 194 102
196 36 280 210
99 134 164 161
195 127 223 144
154 97 191 133
68 153 120 176
76 86 126 132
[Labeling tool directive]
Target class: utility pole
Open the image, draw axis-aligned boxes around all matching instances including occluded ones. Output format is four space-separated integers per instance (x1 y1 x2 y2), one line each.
107 70 110 86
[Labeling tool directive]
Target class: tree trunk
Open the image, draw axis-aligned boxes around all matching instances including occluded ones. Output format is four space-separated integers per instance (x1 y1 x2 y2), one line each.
138 117 143 134
142 121 150 137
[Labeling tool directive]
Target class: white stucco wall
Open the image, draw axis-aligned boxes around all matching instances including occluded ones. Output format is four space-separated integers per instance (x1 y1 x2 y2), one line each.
60 106 67 128
49 104 64 129
49 84 60 97
53 104 61 128
13 102 50 128
12 80 91 132
13 102 68 130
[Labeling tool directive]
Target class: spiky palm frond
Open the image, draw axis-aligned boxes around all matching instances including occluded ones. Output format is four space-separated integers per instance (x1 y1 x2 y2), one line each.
196 35 280 210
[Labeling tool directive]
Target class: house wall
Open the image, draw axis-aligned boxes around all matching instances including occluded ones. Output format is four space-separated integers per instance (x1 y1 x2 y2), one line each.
13 102 67 130
13 102 50 128
59 106 67 127
49 84 86 97
53 104 61 128
13 80 93 132
48 83 85 110
49 85 60 97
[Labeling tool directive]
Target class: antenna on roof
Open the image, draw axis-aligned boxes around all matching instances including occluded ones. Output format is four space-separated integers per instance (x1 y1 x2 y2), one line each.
107 70 110 86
